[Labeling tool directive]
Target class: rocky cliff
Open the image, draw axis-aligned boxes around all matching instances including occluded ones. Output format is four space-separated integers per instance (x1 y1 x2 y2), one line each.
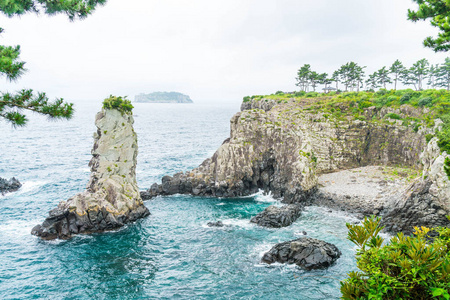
143 98 426 201
143 96 450 233
32 108 150 240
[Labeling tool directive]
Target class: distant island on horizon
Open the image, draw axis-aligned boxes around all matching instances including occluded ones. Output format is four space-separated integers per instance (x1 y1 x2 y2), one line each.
135 92 193 103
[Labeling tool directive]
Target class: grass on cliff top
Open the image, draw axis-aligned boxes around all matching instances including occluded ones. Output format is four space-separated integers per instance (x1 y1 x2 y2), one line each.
244 89 450 153
103 95 133 114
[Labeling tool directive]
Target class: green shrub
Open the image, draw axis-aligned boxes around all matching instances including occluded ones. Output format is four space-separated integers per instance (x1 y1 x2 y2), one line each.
426 133 434 143
306 91 319 98
376 89 388 96
385 113 401 120
358 101 373 109
243 96 251 102
400 93 412 104
418 97 433 107
444 157 450 181
275 90 284 95
294 91 306 97
103 95 133 114
341 216 450 300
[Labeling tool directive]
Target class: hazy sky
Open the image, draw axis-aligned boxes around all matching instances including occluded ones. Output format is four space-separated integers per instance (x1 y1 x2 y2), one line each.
1 0 449 104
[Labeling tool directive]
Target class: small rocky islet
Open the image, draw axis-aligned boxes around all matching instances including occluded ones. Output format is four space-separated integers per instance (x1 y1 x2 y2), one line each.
31 106 149 240
0 177 21 195
32 91 450 271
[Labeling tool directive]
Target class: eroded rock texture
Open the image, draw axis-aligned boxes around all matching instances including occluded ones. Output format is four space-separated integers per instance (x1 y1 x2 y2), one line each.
0 177 21 195
143 97 450 233
143 99 427 204
382 138 450 234
261 237 341 270
32 109 150 240
250 204 303 228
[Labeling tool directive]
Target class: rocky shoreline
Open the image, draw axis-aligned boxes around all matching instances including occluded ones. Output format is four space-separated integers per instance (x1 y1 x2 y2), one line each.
142 98 450 237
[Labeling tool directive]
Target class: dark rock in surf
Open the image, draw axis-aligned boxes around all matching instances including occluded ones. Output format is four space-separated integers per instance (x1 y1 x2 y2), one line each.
250 204 302 228
261 237 341 270
0 177 22 195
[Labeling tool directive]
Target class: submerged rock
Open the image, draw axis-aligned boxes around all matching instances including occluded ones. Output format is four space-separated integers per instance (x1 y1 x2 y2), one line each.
0 177 21 195
261 237 341 270
207 221 225 227
32 107 150 240
250 204 302 228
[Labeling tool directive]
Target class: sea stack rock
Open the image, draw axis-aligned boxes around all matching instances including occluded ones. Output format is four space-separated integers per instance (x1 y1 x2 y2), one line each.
32 101 150 239
261 237 341 270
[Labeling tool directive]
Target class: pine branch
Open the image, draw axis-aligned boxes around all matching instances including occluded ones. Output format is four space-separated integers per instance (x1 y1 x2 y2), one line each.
0 89 74 127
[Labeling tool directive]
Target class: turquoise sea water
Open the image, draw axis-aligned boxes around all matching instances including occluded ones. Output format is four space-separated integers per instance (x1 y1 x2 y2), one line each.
0 101 358 299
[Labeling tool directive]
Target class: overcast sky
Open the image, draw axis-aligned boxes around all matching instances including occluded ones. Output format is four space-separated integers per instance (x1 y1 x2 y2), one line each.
1 0 449 104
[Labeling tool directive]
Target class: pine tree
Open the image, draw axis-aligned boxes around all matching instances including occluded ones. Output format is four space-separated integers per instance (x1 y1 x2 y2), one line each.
428 63 440 88
403 59 429 90
332 71 340 90
389 60 406 90
0 0 107 126
296 64 312 92
377 66 392 89
408 0 450 52
365 72 380 90
436 57 450 90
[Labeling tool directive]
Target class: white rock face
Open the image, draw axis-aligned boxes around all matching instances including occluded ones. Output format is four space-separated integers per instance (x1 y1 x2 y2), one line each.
32 108 150 240
421 137 450 208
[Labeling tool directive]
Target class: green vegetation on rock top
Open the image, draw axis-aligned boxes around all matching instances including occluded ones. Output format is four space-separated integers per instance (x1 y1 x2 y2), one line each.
243 89 450 153
102 95 133 114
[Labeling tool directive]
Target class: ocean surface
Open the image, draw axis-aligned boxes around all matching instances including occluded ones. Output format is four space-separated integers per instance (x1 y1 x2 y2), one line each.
0 100 358 299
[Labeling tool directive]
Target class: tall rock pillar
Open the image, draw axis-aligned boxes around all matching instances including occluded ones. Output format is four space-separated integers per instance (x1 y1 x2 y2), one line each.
32 103 150 239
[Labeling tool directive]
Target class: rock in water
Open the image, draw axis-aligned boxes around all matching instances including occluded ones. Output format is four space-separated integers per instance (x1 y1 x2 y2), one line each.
0 177 22 195
31 108 150 239
261 237 341 270
250 204 302 228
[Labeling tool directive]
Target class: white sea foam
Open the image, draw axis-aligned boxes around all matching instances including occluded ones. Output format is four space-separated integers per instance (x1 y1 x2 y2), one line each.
16 181 47 195
1 219 40 238
253 190 279 203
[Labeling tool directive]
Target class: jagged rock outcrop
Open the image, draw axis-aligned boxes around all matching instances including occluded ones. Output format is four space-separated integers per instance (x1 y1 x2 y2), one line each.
250 204 303 228
261 237 341 270
143 97 450 233
381 138 450 234
143 98 426 203
0 177 21 195
32 108 150 240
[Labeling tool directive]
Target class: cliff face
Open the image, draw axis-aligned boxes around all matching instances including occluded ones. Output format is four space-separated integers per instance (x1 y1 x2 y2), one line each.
32 109 149 240
144 98 427 203
382 137 450 234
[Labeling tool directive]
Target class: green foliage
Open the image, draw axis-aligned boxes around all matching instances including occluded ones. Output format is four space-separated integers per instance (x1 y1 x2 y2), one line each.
385 113 401 120
243 96 251 103
341 216 450 300
102 95 133 114
419 96 433 107
408 0 450 52
444 157 450 180
0 0 107 20
0 89 73 127
426 133 435 143
0 0 107 127
400 93 412 104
